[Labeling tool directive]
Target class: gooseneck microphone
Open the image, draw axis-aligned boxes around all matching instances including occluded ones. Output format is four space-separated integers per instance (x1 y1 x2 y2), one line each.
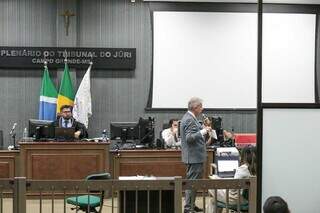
9 123 17 135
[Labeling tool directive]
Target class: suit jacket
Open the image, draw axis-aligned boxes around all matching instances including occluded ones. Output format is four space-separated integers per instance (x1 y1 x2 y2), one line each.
53 117 89 139
180 112 207 164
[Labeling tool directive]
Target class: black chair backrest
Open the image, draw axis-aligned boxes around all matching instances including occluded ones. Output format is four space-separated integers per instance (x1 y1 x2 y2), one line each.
162 123 170 130
0 130 3 150
86 172 111 202
160 123 171 139
242 188 249 200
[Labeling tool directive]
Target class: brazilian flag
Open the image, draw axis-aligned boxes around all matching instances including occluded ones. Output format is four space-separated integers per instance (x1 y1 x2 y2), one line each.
56 63 75 113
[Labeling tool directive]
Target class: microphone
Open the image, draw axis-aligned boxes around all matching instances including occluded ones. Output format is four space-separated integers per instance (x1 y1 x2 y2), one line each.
9 123 17 135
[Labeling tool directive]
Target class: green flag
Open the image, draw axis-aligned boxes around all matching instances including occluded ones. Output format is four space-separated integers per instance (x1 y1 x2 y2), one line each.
56 63 75 113
39 65 58 120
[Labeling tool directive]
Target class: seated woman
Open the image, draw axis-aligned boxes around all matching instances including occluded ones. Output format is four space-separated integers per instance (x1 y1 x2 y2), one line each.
161 118 181 148
206 145 256 212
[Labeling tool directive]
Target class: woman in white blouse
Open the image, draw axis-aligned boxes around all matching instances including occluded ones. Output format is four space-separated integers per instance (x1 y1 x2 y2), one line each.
207 146 257 212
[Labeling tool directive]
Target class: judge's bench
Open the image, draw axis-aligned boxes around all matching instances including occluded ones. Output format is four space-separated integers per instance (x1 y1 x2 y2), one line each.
0 141 214 180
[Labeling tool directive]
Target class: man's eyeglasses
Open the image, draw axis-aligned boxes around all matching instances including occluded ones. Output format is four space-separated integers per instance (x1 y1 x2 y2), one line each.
62 111 71 114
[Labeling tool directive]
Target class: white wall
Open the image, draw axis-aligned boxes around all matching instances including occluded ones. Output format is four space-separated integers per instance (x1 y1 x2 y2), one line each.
262 109 320 212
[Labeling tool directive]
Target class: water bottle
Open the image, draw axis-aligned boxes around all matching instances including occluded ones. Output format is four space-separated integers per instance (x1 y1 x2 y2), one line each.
22 127 28 141
102 129 108 142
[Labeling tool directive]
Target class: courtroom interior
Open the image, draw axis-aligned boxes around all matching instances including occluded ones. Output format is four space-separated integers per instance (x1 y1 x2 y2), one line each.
0 0 319 213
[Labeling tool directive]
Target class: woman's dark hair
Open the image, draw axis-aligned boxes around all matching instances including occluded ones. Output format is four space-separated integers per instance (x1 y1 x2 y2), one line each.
169 118 179 126
263 196 290 213
240 145 257 176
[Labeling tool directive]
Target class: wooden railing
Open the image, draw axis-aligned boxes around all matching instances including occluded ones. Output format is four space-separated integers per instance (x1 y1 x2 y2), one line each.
0 177 256 213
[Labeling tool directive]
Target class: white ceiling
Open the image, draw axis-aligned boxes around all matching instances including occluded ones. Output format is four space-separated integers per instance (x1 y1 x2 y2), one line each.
143 0 320 4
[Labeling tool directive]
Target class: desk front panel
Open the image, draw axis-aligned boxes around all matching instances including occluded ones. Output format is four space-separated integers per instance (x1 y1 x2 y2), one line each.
111 149 214 179
0 150 19 178
19 142 109 180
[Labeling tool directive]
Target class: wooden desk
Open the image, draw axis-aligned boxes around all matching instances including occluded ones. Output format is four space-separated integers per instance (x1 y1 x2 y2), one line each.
111 149 214 179
0 150 20 178
19 142 110 180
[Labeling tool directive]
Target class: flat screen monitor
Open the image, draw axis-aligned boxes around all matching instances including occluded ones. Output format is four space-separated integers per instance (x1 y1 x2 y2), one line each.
212 117 224 143
138 117 155 145
28 119 55 140
110 122 139 143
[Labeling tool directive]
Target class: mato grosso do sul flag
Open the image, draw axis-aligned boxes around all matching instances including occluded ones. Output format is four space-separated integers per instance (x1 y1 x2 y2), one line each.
39 63 58 121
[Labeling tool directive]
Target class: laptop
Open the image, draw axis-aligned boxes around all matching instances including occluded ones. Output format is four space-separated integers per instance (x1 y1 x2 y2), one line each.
55 127 75 141
217 157 239 178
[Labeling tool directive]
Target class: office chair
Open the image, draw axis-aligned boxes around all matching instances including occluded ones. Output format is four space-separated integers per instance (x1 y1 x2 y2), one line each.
159 123 171 140
66 172 111 213
216 189 249 212
157 123 171 149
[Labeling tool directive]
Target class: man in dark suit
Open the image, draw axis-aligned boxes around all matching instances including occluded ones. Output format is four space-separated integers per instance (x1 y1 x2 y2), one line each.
181 97 211 213
53 105 88 139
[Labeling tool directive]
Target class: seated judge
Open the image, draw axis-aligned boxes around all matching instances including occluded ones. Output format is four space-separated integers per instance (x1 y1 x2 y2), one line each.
161 118 181 147
53 105 88 139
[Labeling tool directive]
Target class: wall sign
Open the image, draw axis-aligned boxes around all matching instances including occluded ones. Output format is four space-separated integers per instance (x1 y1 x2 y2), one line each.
0 46 136 70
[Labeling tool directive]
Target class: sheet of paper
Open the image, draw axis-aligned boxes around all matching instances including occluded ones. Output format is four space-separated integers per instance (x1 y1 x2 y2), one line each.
218 160 238 172
119 176 156 180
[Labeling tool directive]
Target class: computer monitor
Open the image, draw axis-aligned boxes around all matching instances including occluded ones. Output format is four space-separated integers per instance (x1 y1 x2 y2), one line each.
110 122 139 143
137 117 155 146
216 147 240 178
212 117 224 143
28 119 55 140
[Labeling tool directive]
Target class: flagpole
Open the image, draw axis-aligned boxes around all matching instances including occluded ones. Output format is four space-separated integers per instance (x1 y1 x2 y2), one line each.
90 55 93 66
64 50 68 64
88 56 93 69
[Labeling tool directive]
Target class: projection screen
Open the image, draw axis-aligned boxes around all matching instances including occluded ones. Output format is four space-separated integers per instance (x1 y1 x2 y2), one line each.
152 12 315 108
